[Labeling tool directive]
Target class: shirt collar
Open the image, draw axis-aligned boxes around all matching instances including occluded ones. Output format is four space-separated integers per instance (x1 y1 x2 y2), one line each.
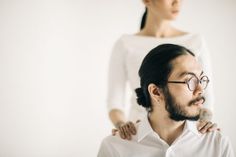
184 120 202 137
137 115 202 142
137 114 153 142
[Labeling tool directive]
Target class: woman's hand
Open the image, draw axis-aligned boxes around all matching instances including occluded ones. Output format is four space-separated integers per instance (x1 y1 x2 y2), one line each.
197 120 218 133
112 120 139 140
197 108 219 133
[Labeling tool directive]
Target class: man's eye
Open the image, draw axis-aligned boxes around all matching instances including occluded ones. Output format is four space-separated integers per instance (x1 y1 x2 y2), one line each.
185 77 191 81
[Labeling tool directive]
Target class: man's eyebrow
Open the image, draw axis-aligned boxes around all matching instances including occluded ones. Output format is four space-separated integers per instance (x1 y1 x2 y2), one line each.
178 71 204 78
200 71 204 76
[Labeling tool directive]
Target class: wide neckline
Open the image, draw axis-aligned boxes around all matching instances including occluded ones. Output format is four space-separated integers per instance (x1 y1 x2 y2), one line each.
123 33 195 41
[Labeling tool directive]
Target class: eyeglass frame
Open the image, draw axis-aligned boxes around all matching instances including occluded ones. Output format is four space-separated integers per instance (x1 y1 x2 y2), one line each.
167 75 210 91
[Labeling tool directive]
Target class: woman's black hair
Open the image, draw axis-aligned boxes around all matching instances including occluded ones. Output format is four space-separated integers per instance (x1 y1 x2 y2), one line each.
135 44 195 111
140 8 147 30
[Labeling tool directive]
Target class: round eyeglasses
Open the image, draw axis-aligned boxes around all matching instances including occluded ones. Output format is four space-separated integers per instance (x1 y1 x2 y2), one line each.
167 75 210 91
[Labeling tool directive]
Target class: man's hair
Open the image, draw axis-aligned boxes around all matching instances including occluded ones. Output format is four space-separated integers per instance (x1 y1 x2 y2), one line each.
135 44 195 110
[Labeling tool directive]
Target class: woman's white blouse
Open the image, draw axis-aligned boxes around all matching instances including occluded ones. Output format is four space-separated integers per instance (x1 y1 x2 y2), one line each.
107 34 214 121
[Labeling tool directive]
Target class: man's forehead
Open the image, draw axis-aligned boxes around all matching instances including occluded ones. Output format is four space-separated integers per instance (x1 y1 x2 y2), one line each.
170 54 202 77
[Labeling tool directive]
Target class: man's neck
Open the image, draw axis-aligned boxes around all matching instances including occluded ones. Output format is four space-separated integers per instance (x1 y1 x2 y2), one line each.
149 112 185 146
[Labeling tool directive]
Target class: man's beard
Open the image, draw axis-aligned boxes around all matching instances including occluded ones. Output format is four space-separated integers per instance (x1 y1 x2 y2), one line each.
163 87 205 121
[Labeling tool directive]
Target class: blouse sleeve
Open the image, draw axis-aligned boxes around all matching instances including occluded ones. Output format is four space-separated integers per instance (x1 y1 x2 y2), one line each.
197 35 214 111
107 38 127 113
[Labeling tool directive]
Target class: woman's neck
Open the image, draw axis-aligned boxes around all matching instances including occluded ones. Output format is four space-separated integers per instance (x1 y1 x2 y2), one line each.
142 20 172 38
137 13 187 38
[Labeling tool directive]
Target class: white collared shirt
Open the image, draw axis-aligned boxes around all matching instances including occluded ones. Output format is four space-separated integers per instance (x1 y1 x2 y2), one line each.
98 116 235 157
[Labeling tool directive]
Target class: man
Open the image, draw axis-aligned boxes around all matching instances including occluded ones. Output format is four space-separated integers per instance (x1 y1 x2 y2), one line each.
98 44 235 157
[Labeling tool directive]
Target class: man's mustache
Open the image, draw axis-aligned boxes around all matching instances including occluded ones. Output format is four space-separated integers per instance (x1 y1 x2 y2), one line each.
188 96 205 106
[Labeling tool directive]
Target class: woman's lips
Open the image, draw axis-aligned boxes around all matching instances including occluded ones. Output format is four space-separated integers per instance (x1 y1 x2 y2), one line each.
172 10 179 14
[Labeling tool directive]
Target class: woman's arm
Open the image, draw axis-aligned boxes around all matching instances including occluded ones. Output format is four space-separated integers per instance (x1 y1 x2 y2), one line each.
109 109 137 140
109 109 126 128
107 38 127 121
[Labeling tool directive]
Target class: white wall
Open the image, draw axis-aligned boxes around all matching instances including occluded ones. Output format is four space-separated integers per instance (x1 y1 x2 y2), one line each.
0 0 235 156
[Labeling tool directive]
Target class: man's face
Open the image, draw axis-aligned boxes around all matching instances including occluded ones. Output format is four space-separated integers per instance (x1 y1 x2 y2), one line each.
164 54 206 121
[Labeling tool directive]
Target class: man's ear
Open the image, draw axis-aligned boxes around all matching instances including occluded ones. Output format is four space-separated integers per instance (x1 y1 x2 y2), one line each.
148 83 163 101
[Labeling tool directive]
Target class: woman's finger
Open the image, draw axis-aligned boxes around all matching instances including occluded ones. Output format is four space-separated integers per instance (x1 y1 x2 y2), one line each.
112 129 118 136
122 125 132 140
199 122 213 133
206 123 217 132
197 120 208 130
127 121 136 135
118 126 126 139
136 119 141 123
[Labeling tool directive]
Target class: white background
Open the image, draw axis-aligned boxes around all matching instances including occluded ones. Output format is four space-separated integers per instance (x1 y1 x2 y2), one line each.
0 0 235 156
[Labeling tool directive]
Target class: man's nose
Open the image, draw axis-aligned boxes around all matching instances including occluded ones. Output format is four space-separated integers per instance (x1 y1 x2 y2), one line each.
193 82 204 96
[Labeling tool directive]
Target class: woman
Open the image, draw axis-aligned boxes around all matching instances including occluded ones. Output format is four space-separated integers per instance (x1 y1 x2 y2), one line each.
107 0 216 140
